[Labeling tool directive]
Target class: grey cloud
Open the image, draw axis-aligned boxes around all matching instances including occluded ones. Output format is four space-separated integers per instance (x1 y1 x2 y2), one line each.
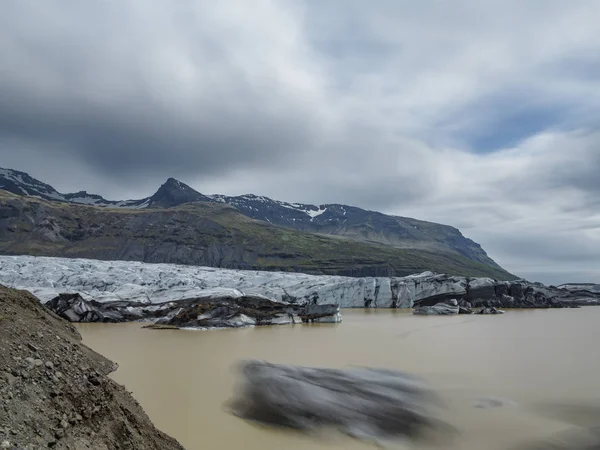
0 0 328 190
552 153 600 196
1 0 600 283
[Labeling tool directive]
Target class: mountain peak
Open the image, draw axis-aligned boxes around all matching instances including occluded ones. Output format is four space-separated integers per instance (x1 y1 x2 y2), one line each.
0 167 64 201
148 178 212 208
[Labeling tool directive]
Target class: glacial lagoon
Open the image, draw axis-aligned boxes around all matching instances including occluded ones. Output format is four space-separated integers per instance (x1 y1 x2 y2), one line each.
78 308 600 450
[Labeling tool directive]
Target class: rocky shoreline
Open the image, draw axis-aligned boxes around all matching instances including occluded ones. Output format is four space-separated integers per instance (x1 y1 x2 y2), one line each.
0 285 185 450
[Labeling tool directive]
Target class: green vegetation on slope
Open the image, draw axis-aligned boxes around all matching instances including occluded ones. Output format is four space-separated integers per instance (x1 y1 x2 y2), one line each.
0 191 515 279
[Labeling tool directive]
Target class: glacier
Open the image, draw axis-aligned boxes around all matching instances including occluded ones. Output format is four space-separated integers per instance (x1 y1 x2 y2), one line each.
0 255 598 309
0 255 419 307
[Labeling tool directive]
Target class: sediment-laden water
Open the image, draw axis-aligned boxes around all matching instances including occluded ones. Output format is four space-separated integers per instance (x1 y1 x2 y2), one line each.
78 308 600 450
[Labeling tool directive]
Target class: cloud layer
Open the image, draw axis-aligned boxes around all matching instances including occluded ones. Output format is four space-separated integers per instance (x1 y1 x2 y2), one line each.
1 0 599 283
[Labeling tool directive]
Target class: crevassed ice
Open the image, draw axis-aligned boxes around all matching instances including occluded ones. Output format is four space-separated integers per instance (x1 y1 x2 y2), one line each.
0 255 473 308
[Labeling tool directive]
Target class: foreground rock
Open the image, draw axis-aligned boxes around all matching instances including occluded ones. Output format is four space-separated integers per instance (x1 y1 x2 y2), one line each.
229 360 447 443
1 256 599 310
0 285 184 450
46 292 342 329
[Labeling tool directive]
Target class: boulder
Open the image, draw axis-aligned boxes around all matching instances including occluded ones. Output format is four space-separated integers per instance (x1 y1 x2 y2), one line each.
229 360 447 442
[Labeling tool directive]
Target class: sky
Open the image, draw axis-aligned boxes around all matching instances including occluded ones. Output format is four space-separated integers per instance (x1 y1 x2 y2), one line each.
1 0 600 284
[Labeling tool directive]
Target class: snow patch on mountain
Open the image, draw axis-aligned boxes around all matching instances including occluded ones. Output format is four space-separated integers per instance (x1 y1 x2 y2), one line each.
0 168 66 200
306 207 327 219
67 196 104 205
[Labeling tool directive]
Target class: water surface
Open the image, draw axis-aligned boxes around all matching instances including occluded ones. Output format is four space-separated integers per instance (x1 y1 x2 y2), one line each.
78 308 600 450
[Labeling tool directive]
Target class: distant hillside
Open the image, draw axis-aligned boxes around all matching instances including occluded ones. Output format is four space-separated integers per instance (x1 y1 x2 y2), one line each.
0 191 515 279
211 194 501 269
0 167 509 276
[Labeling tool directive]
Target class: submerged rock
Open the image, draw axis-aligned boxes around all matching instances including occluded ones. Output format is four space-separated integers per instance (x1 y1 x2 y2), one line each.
229 360 447 442
512 428 600 450
511 402 600 449
476 307 505 315
46 292 342 329
473 396 516 409
413 300 459 315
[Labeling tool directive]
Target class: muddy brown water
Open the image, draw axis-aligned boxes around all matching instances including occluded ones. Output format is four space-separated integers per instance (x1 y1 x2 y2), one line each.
77 308 600 450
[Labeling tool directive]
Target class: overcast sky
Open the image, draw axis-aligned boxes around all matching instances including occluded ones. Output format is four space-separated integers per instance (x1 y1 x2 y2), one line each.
1 1 599 284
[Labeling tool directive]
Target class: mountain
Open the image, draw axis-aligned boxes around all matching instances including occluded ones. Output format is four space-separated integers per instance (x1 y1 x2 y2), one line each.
0 190 514 279
0 167 65 201
211 194 499 269
147 177 213 208
0 167 513 278
0 168 149 208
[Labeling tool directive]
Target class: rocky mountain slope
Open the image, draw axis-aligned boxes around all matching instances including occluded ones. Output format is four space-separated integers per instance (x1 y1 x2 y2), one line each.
0 284 185 449
0 167 505 275
0 191 514 278
2 256 597 311
0 168 149 208
211 194 500 269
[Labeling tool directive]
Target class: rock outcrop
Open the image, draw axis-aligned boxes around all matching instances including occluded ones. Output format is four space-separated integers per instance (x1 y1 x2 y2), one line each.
229 360 447 443
0 285 185 449
45 291 342 329
1 256 599 311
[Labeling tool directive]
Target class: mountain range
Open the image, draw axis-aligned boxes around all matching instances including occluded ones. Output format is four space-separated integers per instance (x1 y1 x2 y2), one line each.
0 167 514 279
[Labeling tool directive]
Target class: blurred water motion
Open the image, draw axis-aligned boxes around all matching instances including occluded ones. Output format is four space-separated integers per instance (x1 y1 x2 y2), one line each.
228 360 451 443
511 402 600 450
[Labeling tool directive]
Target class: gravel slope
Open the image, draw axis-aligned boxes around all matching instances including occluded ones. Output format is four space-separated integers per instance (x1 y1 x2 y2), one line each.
0 285 185 450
